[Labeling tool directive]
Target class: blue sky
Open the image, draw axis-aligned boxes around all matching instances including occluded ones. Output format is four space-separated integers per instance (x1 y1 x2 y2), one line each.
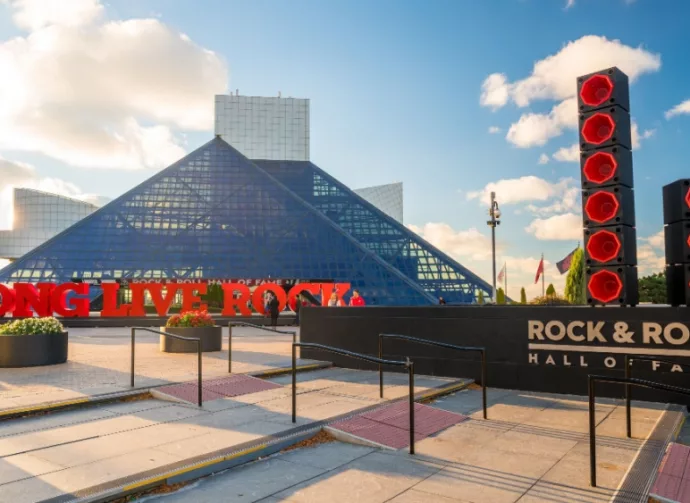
0 0 687 297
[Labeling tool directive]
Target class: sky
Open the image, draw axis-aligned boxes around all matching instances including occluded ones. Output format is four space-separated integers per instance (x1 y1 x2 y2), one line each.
0 0 688 299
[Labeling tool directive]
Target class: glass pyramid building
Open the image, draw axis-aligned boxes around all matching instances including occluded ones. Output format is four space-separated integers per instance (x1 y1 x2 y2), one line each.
0 137 492 305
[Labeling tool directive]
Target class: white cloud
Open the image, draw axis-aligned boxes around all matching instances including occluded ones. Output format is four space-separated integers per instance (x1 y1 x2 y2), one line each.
488 126 501 134
637 230 665 276
631 122 655 149
666 99 690 119
0 0 228 170
0 157 104 229
506 98 577 148
526 186 580 215
525 213 582 241
482 36 660 109
646 229 664 249
483 36 660 148
467 176 577 206
409 221 567 300
538 153 550 164
480 73 510 110
3 0 104 31
408 223 496 261
565 0 576 9
553 143 579 162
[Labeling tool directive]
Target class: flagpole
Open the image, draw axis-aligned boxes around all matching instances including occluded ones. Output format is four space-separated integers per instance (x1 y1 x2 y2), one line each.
504 262 507 298
541 253 545 297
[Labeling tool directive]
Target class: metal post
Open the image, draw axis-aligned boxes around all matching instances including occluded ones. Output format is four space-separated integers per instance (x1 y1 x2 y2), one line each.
130 327 135 388
481 350 487 420
409 361 415 455
486 191 500 303
625 355 631 438
198 340 203 407
379 336 384 399
491 194 497 302
589 375 596 487
228 324 232 374
292 343 297 423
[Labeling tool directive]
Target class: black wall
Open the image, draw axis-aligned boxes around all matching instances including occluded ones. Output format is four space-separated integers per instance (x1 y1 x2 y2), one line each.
300 305 690 403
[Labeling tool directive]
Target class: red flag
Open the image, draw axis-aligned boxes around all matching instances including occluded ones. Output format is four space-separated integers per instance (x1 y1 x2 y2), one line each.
497 264 505 283
534 257 544 284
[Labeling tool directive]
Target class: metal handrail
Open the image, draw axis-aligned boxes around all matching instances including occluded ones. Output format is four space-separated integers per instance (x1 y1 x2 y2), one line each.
227 322 297 373
130 327 203 407
588 374 690 487
378 333 488 419
292 342 417 455
625 355 690 438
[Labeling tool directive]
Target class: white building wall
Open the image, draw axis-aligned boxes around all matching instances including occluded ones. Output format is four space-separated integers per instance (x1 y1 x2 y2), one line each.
354 182 404 223
214 95 310 161
0 188 98 260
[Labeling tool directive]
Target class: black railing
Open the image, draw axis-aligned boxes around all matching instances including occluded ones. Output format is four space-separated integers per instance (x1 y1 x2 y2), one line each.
378 333 488 419
625 355 690 438
130 327 203 407
228 322 297 373
292 342 417 455
588 375 690 487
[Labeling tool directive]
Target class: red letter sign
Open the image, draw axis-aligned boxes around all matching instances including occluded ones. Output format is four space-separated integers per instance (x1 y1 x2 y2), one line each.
51 283 89 317
221 283 252 316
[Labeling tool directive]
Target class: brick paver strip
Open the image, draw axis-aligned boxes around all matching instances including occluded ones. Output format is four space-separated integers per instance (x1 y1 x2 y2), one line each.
202 375 281 397
156 374 282 403
650 443 690 502
331 402 466 449
677 476 690 503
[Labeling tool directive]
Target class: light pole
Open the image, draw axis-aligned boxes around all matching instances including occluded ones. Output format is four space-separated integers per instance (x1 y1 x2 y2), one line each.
486 192 501 302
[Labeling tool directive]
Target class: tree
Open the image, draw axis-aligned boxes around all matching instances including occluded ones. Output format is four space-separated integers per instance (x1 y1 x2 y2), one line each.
496 287 506 305
477 290 485 305
639 272 667 304
520 287 527 304
564 248 586 305
546 283 556 297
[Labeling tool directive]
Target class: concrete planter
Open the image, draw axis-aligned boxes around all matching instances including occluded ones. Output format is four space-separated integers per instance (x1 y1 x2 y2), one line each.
159 326 222 353
0 332 69 368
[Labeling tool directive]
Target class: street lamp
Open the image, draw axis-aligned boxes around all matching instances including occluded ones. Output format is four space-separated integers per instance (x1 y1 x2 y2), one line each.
486 192 501 302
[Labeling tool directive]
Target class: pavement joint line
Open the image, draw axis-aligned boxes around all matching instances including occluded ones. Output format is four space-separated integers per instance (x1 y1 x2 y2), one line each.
0 363 331 421
2 435 101 459
40 378 470 503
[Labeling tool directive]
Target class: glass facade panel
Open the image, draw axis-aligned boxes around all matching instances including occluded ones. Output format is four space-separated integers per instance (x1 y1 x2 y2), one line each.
256 161 492 303
0 138 440 306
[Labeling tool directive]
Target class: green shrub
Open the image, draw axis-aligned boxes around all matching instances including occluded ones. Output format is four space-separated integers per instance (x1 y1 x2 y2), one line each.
520 287 527 304
546 283 556 296
166 310 215 328
530 295 571 306
496 288 506 305
0 317 65 336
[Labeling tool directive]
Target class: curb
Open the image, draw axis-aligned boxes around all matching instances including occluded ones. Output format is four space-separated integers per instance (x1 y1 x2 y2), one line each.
0 362 332 421
249 361 332 379
0 390 150 421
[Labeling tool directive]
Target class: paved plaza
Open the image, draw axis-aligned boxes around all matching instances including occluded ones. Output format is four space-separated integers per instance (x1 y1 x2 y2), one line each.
0 326 312 413
0 327 683 503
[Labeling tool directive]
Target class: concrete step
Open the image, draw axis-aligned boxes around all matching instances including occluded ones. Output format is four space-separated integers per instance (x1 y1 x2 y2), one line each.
0 368 469 503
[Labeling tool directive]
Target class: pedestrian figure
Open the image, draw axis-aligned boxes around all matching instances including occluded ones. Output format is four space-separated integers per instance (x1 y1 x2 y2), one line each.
349 289 366 307
328 292 344 306
267 292 279 327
